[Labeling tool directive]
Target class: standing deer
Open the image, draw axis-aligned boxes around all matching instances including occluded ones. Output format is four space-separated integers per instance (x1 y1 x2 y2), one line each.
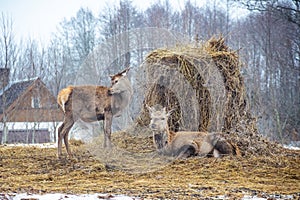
57 67 133 158
147 105 234 158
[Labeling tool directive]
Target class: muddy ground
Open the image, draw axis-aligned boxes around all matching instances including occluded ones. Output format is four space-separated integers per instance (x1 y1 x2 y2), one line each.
0 133 299 199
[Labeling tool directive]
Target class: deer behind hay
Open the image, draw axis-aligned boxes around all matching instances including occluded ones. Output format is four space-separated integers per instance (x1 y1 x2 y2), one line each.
147 105 234 158
57 67 133 158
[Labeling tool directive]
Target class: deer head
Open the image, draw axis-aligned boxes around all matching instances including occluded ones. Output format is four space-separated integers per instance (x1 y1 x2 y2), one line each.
109 67 131 94
147 105 172 150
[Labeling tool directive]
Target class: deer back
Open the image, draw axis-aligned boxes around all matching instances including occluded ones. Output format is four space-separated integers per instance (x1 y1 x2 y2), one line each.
168 132 205 148
70 85 111 121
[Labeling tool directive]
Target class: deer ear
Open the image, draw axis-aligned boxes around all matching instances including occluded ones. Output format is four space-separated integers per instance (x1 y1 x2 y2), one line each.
121 67 131 76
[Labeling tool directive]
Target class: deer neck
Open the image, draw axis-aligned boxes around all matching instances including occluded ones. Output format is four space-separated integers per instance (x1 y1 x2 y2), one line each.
111 87 132 115
154 124 174 156
113 89 131 104
165 123 173 144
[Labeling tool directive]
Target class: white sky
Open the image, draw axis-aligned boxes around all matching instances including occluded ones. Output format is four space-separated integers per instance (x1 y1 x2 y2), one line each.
1 0 114 43
0 0 192 45
1 0 246 45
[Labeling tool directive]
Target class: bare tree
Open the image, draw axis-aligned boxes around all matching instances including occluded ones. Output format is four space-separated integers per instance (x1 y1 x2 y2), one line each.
100 0 140 70
69 8 97 63
233 0 300 27
49 8 98 89
14 39 46 80
145 0 172 28
0 13 18 144
231 4 300 143
0 13 17 69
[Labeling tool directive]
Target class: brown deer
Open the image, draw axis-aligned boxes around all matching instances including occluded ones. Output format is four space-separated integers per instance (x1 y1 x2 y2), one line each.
147 105 234 158
57 67 133 158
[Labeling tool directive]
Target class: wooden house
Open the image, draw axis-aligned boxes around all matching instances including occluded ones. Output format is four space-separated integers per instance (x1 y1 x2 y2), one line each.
0 69 63 144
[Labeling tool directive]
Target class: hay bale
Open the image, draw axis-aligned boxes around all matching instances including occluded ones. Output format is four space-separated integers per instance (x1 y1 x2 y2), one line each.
135 36 286 156
137 37 245 131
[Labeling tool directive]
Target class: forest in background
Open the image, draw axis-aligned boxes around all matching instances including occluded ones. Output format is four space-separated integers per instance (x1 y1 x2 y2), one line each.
0 0 299 144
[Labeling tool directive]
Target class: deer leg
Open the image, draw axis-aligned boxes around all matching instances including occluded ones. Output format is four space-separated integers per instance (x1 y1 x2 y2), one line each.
213 149 220 158
57 122 65 158
104 111 113 149
199 141 214 155
62 118 75 157
176 145 196 159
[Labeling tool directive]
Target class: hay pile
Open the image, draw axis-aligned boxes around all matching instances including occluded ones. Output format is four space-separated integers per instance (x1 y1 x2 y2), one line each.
135 36 285 156
88 130 174 174
1 143 299 199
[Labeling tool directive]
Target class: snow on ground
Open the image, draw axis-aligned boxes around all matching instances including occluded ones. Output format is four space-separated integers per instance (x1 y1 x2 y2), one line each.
4 143 57 148
284 145 300 150
1 193 296 200
1 193 138 200
283 143 300 150
242 194 295 200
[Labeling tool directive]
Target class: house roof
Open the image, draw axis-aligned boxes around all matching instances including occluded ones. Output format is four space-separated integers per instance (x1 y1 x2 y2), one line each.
0 78 38 114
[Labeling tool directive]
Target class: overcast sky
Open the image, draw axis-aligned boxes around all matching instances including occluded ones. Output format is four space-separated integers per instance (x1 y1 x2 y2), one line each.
1 0 193 45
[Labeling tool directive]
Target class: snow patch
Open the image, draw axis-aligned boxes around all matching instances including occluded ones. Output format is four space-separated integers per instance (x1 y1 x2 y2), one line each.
2 193 295 200
283 145 300 151
4 143 57 148
1 193 138 200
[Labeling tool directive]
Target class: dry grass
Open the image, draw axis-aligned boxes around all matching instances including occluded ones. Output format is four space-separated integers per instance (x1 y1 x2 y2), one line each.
0 132 299 199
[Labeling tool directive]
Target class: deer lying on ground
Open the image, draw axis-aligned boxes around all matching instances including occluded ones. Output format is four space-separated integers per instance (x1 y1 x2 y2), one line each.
147 105 234 158
57 67 133 158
